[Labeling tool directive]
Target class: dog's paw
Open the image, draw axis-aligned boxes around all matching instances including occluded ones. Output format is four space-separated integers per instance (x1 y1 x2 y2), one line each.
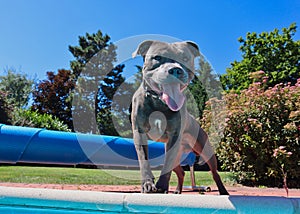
155 177 170 194
173 190 181 194
142 180 157 193
156 188 168 194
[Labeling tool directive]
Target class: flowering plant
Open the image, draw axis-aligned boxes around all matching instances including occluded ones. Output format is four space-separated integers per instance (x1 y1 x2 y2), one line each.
201 73 300 188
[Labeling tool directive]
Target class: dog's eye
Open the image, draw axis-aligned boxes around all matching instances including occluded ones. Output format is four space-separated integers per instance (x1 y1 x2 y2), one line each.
153 56 162 61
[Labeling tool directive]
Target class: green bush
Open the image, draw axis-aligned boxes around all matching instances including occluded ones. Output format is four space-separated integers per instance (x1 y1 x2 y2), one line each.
0 91 12 124
201 74 300 188
11 109 71 132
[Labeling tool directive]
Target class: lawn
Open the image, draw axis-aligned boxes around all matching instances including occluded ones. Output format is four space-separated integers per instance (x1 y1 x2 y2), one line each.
0 166 234 187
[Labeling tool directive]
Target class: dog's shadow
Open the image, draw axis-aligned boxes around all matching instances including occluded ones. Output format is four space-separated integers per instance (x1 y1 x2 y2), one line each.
106 189 225 194
108 190 141 193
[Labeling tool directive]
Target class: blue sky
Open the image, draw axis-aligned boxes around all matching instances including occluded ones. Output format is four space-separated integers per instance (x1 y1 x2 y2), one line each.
0 0 299 80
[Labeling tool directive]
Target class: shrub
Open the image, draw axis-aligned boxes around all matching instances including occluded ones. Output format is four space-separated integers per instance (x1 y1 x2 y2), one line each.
201 76 300 188
0 91 12 124
11 109 71 132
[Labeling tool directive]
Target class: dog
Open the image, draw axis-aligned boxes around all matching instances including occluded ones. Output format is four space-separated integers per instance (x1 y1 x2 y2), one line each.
131 40 229 195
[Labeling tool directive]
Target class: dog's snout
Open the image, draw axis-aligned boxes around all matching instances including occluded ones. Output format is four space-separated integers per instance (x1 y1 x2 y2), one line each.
168 67 183 76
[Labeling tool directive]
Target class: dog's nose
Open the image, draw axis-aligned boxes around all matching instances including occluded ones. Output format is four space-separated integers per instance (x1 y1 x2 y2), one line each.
168 67 183 76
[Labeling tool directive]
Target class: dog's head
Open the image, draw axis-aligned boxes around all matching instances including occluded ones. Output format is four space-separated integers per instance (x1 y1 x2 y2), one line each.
133 40 200 111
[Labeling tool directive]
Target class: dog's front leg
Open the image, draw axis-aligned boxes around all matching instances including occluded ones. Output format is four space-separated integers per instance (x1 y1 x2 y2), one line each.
156 134 182 193
133 130 157 193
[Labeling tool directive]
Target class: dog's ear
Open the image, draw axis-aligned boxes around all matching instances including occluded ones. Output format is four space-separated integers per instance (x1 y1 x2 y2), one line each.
185 41 200 57
132 40 154 58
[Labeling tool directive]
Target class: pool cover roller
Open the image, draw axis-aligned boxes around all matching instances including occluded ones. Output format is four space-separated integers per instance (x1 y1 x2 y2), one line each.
0 124 195 167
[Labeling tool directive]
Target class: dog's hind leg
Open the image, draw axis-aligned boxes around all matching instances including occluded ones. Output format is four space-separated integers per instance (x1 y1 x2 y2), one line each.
195 128 229 195
188 118 229 195
173 165 185 194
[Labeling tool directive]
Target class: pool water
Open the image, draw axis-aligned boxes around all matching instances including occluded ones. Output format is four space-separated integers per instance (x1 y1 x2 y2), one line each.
0 197 122 214
0 206 98 214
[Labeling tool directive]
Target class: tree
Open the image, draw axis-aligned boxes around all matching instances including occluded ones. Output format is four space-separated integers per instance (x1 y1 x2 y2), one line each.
221 23 300 91
31 69 75 129
0 91 12 124
198 55 223 98
186 53 224 119
69 31 112 81
186 76 207 119
69 30 126 135
97 64 126 136
0 69 33 108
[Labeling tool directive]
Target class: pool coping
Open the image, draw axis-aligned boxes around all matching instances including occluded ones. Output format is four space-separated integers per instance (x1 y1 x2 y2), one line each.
0 186 299 213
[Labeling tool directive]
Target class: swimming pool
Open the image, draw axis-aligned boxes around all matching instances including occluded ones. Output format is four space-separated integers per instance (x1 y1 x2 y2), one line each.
0 186 299 213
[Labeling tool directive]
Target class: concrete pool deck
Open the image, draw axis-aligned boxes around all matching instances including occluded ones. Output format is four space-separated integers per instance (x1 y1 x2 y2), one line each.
0 186 299 213
0 182 300 197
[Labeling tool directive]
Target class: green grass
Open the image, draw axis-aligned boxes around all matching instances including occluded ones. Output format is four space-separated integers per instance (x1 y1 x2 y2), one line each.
0 166 234 187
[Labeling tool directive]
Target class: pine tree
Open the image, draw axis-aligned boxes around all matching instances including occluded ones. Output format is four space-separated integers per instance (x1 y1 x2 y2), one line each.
69 30 125 134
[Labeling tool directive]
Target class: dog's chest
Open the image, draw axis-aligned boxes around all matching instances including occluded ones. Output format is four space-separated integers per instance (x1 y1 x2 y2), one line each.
137 95 182 142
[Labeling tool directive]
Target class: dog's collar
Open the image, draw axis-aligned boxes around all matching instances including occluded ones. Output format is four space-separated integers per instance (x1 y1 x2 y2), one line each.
143 82 161 99
145 90 160 99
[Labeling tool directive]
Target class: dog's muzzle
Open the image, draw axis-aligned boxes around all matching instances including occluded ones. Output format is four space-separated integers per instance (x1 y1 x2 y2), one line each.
145 65 189 112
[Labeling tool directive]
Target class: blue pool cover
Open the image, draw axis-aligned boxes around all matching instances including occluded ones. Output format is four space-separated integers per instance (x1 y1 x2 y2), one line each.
0 124 195 168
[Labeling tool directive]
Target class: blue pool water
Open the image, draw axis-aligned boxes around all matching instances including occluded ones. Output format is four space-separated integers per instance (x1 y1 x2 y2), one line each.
0 197 120 214
0 206 97 214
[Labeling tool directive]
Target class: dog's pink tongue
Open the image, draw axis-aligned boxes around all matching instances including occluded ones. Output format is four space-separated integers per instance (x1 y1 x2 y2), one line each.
161 83 185 111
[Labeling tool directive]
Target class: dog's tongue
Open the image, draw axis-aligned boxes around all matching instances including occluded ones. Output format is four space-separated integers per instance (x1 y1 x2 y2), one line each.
161 83 185 111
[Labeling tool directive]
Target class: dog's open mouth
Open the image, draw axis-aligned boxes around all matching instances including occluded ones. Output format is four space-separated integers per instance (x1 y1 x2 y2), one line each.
146 78 187 111
160 83 186 111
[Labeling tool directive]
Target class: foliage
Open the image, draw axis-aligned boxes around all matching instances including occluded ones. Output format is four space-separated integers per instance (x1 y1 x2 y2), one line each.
187 53 223 119
69 30 112 81
0 69 33 108
69 30 125 135
0 91 12 124
31 31 116 134
221 23 300 91
202 75 300 188
200 97 227 149
197 54 223 99
31 69 75 130
273 146 292 195
11 108 71 132
98 63 128 134
186 76 207 119
190 55 225 148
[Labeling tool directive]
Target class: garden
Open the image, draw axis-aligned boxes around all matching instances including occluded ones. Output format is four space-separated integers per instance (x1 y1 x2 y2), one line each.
0 23 299 196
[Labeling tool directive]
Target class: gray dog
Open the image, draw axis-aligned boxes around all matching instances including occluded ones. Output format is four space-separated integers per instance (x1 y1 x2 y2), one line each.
131 40 228 195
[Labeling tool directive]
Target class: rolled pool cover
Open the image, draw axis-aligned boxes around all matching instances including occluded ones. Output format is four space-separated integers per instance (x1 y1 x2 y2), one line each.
0 124 195 168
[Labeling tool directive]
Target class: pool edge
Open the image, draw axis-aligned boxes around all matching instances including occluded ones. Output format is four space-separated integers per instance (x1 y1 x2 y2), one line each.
0 186 299 213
